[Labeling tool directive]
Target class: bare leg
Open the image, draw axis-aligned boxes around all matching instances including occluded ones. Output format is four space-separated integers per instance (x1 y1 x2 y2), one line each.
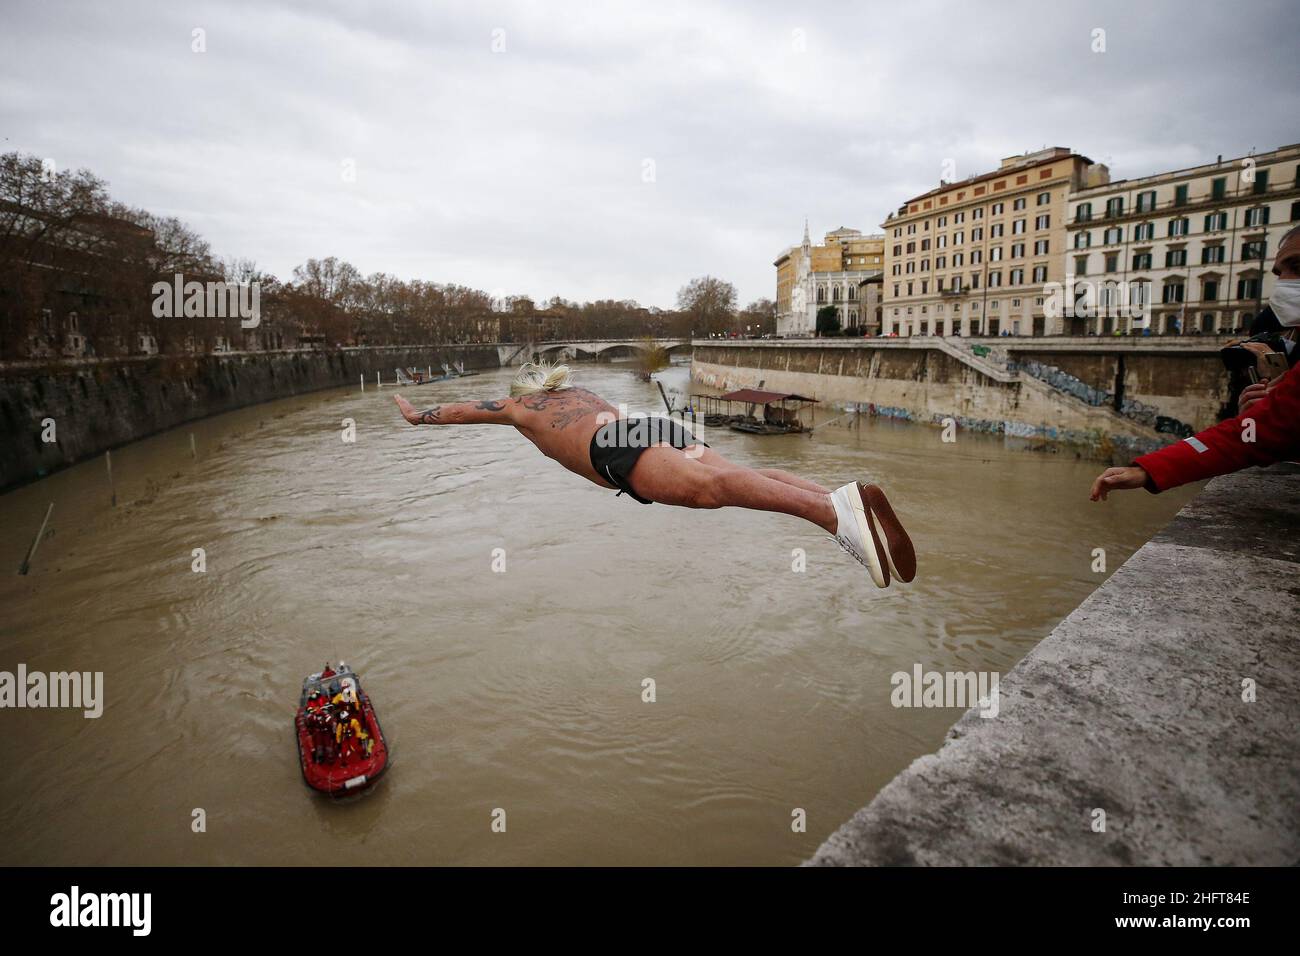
695 447 831 495
627 446 836 532
755 469 831 495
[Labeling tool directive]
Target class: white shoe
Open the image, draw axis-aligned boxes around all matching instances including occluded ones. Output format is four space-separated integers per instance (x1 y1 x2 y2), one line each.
829 482 890 588
859 482 916 584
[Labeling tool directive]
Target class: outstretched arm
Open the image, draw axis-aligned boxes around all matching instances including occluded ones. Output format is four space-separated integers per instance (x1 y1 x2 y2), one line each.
394 394 515 426
1090 363 1300 500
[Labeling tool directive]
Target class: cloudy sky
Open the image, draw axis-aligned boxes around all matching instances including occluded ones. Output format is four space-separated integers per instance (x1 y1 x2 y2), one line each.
3 0 1297 308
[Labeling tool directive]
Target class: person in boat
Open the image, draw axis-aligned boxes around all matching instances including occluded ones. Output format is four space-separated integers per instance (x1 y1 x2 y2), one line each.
393 363 916 589
320 663 337 680
304 689 333 762
306 689 332 725
334 706 370 763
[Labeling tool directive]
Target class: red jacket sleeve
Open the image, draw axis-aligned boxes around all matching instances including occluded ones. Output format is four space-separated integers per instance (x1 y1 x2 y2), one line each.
1134 363 1300 492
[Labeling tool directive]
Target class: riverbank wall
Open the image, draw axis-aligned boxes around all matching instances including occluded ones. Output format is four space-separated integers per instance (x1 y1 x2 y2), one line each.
807 464 1300 866
0 344 503 491
691 337 1230 461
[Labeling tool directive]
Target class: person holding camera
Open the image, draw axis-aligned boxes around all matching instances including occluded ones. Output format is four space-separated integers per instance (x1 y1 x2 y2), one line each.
1091 226 1300 500
1231 225 1300 414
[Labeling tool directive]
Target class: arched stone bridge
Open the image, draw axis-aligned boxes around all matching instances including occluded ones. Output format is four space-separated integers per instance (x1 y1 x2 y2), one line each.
497 338 691 365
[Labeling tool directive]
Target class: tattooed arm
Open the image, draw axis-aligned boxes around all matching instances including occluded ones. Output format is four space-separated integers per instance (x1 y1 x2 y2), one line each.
394 394 515 426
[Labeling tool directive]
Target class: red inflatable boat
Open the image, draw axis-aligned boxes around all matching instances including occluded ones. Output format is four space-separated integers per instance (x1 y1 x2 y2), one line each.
295 663 390 796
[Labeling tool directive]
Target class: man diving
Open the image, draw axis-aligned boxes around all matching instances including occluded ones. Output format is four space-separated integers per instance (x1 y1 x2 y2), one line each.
393 363 916 588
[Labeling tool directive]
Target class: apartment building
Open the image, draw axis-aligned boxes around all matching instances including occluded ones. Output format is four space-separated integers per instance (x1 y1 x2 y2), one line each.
881 147 1109 337
774 224 884 335
1064 144 1300 335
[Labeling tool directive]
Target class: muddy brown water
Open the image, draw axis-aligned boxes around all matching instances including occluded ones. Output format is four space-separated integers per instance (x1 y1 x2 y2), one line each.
0 363 1194 864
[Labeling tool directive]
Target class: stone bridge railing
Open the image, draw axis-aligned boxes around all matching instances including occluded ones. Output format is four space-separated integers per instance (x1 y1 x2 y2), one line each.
504 339 691 363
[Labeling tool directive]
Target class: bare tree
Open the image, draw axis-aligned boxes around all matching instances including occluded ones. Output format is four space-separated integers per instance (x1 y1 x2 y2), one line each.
0 153 114 358
676 276 737 336
1 149 706 360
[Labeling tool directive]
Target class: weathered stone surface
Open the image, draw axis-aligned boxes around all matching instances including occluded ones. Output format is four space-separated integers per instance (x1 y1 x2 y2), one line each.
0 345 502 490
807 464 1300 866
693 338 1229 443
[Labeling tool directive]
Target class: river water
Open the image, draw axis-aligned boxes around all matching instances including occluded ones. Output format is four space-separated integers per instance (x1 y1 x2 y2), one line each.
0 362 1194 865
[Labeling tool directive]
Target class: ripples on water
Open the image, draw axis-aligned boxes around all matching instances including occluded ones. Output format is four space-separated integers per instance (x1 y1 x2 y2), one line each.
0 363 1194 865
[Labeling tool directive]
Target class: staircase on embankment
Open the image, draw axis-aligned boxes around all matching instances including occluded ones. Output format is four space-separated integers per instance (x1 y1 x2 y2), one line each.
938 337 1169 442
689 337 1211 456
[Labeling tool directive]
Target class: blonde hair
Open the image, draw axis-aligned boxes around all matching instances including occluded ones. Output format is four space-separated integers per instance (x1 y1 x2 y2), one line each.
510 361 574 396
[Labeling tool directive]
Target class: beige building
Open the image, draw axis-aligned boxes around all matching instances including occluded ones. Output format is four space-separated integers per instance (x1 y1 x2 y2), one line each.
881 147 1108 337
1063 144 1300 335
774 224 884 335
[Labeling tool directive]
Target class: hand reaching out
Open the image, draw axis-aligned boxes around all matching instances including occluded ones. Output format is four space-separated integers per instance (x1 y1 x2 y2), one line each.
1089 466 1149 501
393 394 421 425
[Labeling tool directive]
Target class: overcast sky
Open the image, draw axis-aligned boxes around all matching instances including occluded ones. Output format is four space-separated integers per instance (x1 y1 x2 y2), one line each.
2 0 1297 308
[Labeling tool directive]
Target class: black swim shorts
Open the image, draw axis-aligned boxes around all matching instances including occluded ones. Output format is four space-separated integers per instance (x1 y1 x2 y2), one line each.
588 417 709 504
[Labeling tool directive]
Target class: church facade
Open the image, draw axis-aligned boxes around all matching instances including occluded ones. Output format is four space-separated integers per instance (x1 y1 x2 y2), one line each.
774 224 885 336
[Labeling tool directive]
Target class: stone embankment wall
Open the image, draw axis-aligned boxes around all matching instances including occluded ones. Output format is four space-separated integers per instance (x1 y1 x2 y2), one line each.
1006 341 1230 430
0 345 502 491
691 338 1229 459
807 465 1300 866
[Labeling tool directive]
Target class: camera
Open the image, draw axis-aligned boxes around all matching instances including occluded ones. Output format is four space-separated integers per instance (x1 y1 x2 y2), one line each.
1221 334 1289 387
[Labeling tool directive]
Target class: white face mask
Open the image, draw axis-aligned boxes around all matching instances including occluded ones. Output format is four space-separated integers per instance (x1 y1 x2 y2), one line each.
1272 279 1300 327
